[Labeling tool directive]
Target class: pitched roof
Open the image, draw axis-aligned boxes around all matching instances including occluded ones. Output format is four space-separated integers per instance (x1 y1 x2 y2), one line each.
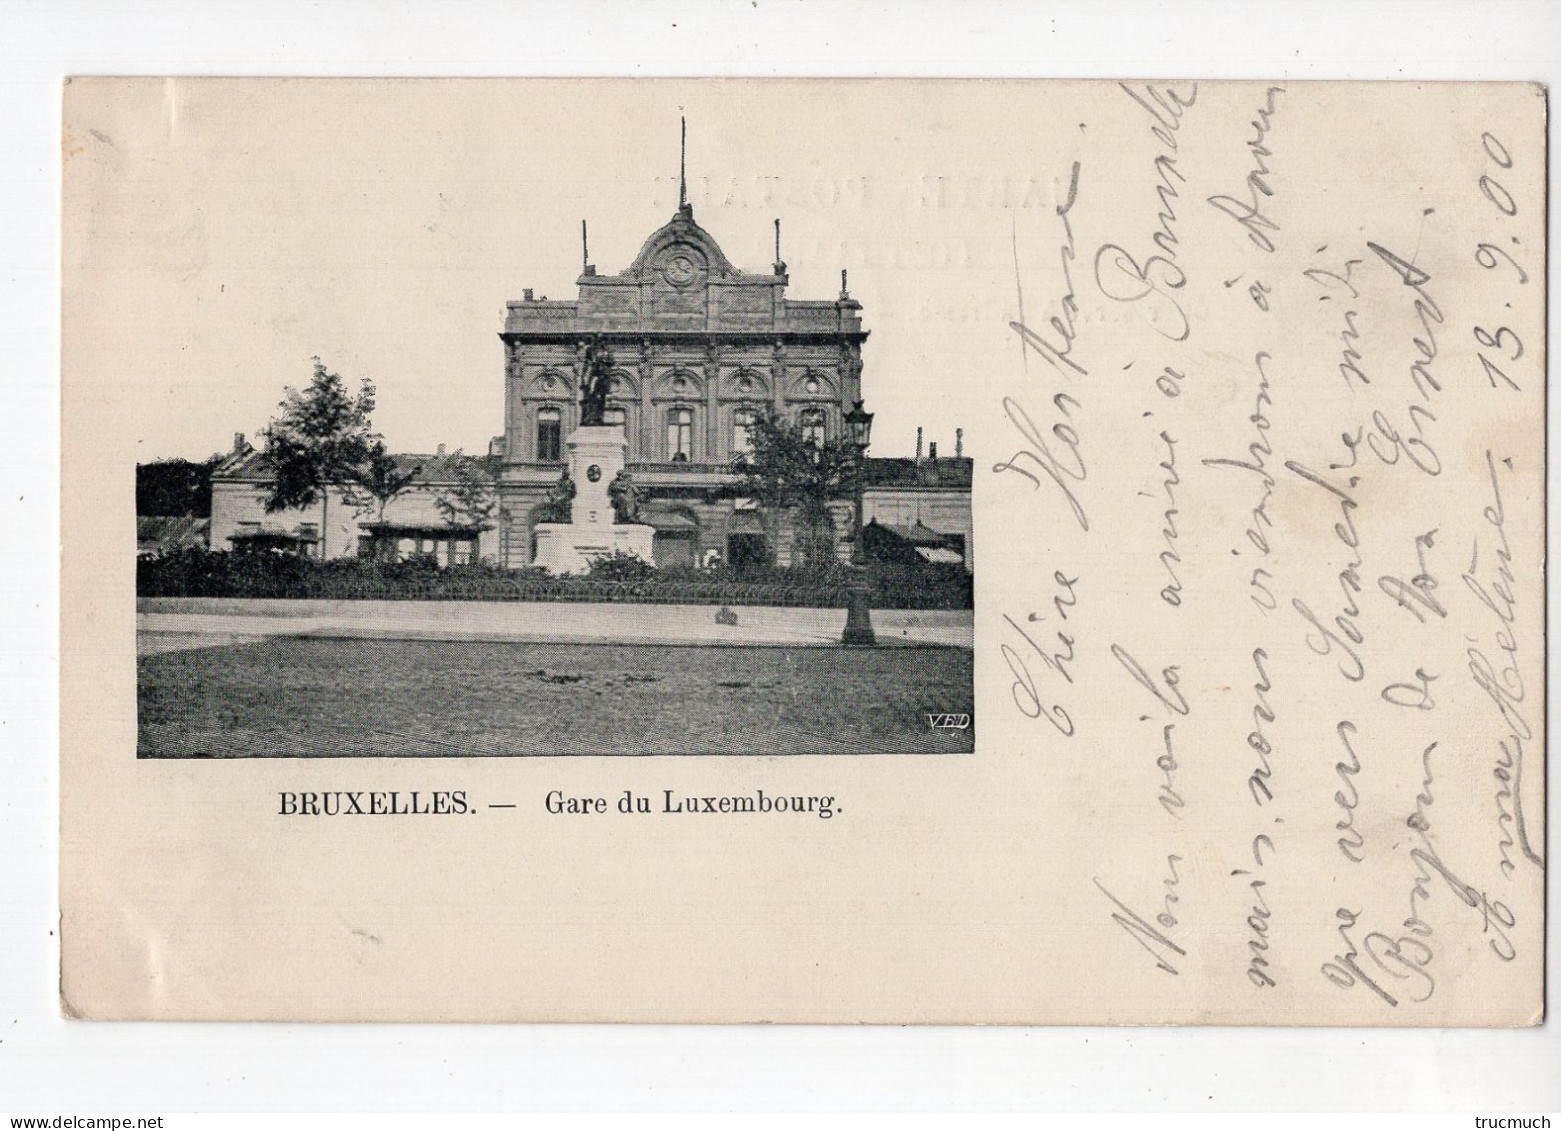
213 449 496 483
874 520 950 546
862 456 972 490
136 515 210 552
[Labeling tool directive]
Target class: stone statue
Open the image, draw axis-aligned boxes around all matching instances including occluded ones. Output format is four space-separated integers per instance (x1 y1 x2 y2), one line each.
538 467 576 523
607 469 642 524
578 335 615 426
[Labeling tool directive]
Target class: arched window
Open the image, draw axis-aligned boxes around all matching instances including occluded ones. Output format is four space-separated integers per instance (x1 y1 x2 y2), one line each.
667 406 694 462
800 407 827 447
603 406 627 428
732 407 759 456
536 406 562 462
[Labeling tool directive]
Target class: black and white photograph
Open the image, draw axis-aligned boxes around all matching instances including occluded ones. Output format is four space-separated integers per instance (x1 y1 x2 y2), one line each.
128 94 976 757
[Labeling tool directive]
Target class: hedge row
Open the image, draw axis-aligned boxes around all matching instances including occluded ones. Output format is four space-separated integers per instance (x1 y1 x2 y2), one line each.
136 549 973 610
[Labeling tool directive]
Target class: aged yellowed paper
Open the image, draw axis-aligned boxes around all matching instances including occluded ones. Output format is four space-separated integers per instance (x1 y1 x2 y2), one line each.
62 78 1544 1022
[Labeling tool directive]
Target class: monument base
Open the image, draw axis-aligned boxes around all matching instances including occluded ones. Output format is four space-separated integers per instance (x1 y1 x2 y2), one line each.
532 522 655 575
530 423 655 574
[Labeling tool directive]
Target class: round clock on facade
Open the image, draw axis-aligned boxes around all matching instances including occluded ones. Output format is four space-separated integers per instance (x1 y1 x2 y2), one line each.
666 255 696 283
659 245 706 288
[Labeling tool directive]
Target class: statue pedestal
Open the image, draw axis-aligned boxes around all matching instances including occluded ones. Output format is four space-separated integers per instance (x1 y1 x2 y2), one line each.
531 425 656 574
532 523 655 575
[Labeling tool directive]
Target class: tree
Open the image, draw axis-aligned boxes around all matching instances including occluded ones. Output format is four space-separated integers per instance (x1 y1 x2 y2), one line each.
435 451 503 535
260 358 378 557
731 411 860 568
136 455 220 517
343 441 422 560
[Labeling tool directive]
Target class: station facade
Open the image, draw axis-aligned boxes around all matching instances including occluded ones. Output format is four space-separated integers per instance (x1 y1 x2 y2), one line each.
493 200 866 570
209 199 972 572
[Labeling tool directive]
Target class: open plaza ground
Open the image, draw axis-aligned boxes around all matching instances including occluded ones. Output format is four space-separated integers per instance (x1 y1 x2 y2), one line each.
137 635 975 757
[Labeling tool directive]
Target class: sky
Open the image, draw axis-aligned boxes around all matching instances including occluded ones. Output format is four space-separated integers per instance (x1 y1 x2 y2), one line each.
64 78 1093 464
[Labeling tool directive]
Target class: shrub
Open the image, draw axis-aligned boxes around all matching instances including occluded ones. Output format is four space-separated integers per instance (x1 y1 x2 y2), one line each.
583 550 656 583
136 548 972 609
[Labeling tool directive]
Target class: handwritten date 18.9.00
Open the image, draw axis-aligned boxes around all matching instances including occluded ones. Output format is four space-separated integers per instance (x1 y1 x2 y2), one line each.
1471 131 1527 394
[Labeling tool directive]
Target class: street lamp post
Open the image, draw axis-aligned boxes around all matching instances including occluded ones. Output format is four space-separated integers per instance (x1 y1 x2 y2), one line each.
841 399 876 647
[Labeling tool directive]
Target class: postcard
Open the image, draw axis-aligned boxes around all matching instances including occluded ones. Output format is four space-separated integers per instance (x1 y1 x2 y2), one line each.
60 78 1544 1022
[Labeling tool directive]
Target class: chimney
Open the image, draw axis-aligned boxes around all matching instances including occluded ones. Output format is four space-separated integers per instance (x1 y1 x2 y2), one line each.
929 441 938 460
955 427 964 458
916 427 924 463
523 288 535 301
233 432 247 453
436 443 446 457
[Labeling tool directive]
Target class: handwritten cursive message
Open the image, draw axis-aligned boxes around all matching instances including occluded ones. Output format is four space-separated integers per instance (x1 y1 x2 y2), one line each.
990 81 1544 1024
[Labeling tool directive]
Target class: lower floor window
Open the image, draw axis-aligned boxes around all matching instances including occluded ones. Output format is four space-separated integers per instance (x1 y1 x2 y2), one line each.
390 534 476 566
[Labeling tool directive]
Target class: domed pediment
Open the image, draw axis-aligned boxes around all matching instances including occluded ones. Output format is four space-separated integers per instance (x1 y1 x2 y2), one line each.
623 208 741 283
508 201 863 336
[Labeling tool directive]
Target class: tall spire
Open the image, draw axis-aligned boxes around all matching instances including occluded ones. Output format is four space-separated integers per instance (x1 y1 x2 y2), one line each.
678 116 689 217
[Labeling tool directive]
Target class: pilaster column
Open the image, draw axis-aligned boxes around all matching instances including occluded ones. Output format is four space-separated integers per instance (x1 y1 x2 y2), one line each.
704 338 721 461
638 338 654 461
568 338 587 434
840 339 862 423
770 339 786 420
